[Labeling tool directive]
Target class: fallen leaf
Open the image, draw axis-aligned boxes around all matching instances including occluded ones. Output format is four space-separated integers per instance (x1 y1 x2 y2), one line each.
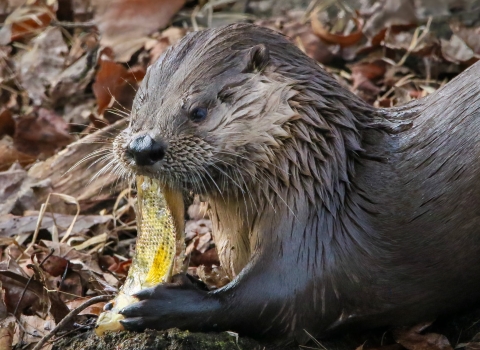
0 258 47 317
52 269 83 301
49 54 97 107
16 26 68 105
0 163 53 216
466 332 480 350
18 314 55 350
187 197 209 220
394 323 453 350
0 164 29 214
33 252 69 277
0 283 8 320
349 60 387 88
0 137 35 171
255 11 335 64
196 264 229 290
0 109 14 137
107 258 131 276
361 0 418 40
311 12 363 47
148 27 188 64
0 47 15 104
0 0 56 45
0 321 14 350
450 23 480 55
348 57 385 104
384 27 439 56
39 241 105 275
67 298 106 316
93 0 186 62
441 35 478 64
0 212 112 238
92 58 145 119
13 108 72 159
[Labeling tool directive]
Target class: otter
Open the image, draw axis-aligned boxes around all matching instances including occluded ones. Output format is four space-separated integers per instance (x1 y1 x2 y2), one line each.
112 23 480 346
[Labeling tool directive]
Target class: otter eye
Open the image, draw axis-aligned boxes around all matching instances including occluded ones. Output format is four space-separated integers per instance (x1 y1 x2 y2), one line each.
189 107 208 123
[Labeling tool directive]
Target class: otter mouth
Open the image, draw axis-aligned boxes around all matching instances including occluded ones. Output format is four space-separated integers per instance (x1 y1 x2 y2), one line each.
114 150 213 196
113 130 230 197
113 132 215 194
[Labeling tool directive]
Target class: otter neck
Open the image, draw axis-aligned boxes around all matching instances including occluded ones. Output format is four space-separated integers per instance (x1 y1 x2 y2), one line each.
208 95 383 280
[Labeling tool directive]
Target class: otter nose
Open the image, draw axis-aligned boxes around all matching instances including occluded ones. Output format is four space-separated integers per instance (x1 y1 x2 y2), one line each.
126 134 166 166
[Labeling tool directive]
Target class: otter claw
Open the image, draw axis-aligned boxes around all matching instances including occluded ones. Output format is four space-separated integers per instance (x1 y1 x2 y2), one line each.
104 301 114 311
120 317 154 332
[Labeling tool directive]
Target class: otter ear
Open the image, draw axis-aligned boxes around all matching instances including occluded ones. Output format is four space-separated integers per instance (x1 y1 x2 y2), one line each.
241 44 270 73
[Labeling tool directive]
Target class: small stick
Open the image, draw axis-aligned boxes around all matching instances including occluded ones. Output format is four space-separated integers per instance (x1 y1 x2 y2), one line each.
50 20 96 29
31 295 112 350
13 249 55 316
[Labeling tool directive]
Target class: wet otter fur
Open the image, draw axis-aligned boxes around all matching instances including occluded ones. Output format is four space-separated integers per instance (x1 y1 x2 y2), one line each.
112 23 480 346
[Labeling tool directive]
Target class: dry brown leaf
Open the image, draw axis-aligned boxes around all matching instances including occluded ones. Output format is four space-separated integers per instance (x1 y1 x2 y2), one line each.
394 323 453 350
185 219 212 240
450 23 480 55
0 258 47 318
0 109 14 138
0 162 53 217
0 212 111 238
67 298 106 316
18 314 55 350
106 258 131 276
361 0 418 39
349 60 387 87
0 283 8 320
0 321 14 350
52 270 84 301
16 27 68 105
311 12 363 48
25 119 126 208
441 35 478 64
148 27 188 64
348 57 386 103
38 241 105 275
196 264 229 290
0 46 15 94
93 0 186 62
13 108 72 159
49 54 96 107
92 58 145 118
32 242 115 299
188 199 209 220
384 28 438 56
0 137 36 171
0 0 56 45
33 252 69 277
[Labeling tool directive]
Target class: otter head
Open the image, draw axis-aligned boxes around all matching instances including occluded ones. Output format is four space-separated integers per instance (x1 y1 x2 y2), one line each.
113 24 301 195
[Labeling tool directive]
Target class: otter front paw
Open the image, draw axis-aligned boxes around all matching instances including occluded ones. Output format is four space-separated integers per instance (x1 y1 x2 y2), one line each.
119 274 216 332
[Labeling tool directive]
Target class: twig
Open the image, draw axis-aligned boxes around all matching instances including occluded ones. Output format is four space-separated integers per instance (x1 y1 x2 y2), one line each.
13 249 55 316
396 16 432 67
31 295 112 350
50 20 96 29
51 324 90 343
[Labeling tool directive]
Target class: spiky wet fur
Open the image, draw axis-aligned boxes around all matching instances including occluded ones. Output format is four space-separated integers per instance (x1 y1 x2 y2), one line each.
110 23 480 346
113 23 384 217
112 23 387 277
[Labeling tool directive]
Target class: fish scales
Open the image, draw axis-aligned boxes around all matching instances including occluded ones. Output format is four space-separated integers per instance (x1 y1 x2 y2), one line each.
95 175 177 335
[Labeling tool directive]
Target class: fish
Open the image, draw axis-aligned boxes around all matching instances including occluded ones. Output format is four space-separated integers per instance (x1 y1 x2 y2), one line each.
95 176 183 335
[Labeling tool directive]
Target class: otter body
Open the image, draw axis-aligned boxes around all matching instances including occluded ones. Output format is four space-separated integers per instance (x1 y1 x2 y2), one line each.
113 24 480 345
